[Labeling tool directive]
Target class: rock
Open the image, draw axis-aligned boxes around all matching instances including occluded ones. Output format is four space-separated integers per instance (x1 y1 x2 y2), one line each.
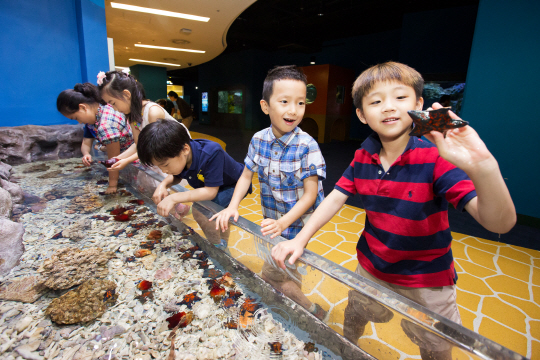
38 247 114 290
0 161 11 180
0 187 12 218
0 179 24 204
0 125 83 165
0 218 25 275
0 276 47 303
45 278 117 324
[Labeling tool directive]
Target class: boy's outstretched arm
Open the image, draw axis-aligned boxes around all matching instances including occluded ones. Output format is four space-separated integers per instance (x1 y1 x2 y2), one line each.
157 186 219 217
272 189 349 269
261 175 319 239
209 166 253 232
424 103 516 234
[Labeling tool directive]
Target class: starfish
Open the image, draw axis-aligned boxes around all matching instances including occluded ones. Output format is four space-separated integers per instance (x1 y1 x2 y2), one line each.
408 108 468 137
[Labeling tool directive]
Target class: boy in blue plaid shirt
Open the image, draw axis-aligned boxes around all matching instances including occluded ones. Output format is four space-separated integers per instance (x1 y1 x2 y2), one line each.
211 65 328 320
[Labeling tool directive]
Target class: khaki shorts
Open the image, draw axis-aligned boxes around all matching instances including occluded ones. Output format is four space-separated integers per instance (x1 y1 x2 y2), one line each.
349 264 461 351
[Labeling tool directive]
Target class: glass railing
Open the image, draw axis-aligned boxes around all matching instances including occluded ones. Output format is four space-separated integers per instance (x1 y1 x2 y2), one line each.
121 164 526 360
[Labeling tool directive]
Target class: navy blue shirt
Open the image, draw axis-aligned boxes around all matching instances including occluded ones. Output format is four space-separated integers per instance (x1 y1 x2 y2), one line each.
83 125 95 139
174 139 244 190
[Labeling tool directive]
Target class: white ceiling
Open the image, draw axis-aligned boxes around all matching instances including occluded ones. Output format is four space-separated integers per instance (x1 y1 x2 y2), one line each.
105 0 256 70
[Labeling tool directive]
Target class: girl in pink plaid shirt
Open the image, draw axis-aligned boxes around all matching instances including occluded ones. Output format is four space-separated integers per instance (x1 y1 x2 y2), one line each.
96 70 189 173
57 83 134 194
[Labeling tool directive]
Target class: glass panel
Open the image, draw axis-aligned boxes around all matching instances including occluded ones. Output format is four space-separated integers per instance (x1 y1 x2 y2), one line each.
121 164 526 360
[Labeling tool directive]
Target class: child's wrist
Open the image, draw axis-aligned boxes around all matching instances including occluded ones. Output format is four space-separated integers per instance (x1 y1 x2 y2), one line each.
464 156 499 178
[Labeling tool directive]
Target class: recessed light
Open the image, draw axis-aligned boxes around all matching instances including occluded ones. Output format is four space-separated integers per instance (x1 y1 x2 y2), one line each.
110 3 209 22
195 87 198 89
310 62 315 64
129 59 180 66
135 44 204 53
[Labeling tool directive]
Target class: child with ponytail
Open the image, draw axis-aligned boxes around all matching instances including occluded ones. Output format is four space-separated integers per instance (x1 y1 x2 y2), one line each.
57 83 134 194
96 70 190 172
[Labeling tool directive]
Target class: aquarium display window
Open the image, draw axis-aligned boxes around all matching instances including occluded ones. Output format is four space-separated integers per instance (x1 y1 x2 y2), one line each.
201 92 208 112
218 90 243 114
423 81 466 116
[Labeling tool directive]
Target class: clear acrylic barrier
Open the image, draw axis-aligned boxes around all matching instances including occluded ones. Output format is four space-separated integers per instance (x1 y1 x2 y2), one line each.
121 164 527 360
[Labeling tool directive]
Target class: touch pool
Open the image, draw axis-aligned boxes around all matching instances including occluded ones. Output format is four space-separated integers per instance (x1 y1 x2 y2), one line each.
0 159 529 360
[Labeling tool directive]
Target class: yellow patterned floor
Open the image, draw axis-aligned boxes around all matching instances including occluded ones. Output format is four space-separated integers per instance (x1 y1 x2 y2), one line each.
181 173 540 359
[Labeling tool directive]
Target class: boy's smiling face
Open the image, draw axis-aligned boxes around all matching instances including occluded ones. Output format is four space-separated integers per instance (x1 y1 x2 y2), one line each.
358 81 423 142
152 144 191 176
261 79 306 138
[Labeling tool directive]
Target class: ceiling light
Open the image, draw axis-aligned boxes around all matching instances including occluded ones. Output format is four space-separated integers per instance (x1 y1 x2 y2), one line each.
110 3 209 22
115 66 129 70
195 87 198 89
310 62 315 64
135 44 204 53
129 58 180 66
172 39 191 45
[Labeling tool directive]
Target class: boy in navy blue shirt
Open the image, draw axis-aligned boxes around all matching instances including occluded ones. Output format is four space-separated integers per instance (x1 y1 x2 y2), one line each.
137 119 251 245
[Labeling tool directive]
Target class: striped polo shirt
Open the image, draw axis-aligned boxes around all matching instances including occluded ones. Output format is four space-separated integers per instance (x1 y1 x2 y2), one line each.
335 133 476 288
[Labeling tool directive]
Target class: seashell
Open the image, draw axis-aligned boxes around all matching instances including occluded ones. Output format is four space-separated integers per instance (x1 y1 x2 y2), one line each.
15 316 33 333
140 253 157 270
154 267 173 281
134 249 151 258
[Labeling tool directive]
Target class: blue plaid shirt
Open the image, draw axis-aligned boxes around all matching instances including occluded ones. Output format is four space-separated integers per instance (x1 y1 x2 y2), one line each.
245 126 326 240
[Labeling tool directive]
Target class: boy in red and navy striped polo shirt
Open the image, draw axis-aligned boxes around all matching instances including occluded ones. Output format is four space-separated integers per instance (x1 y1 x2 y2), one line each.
271 62 515 359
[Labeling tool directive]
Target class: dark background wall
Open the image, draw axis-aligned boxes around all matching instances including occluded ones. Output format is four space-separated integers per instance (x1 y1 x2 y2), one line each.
0 0 108 127
195 5 478 140
130 64 167 102
460 0 540 220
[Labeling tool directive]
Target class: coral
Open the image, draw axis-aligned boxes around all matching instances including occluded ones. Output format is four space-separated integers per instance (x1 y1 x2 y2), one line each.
0 275 47 303
38 247 114 290
59 218 92 241
45 278 117 324
68 194 104 214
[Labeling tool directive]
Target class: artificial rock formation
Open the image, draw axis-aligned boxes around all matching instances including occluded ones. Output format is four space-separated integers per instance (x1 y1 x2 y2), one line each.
0 161 12 180
0 124 83 165
45 278 117 324
38 247 114 290
0 218 25 275
0 275 47 303
0 186 12 218
0 178 24 204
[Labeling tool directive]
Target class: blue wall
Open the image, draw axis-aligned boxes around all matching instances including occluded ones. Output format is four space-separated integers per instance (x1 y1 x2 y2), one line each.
0 0 108 127
461 0 540 219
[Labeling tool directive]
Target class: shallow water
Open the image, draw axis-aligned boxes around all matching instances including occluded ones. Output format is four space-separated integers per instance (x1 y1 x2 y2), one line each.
0 159 360 360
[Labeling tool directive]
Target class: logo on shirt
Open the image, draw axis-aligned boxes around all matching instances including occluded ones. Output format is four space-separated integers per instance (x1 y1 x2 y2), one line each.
197 170 205 183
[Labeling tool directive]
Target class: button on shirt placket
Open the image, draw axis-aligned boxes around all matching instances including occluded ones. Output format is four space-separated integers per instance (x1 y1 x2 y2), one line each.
270 141 280 191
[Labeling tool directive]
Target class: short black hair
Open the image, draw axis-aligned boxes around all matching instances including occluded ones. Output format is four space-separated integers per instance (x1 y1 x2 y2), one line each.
262 65 307 102
137 119 190 166
168 91 178 99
